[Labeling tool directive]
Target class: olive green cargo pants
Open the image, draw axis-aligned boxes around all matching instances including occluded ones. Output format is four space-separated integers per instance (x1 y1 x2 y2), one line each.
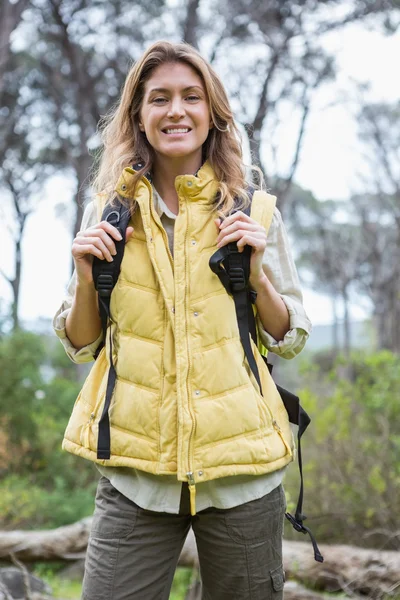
81 476 286 600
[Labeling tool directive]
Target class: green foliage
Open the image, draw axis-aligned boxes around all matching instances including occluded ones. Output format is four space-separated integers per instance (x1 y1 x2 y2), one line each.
0 329 97 529
284 349 400 547
0 330 45 450
32 566 196 600
170 568 196 600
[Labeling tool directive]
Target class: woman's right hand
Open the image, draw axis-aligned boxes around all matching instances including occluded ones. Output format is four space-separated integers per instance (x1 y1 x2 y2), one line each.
72 221 134 285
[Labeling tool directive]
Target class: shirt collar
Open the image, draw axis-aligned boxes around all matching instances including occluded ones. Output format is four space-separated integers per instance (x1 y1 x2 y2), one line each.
152 185 178 220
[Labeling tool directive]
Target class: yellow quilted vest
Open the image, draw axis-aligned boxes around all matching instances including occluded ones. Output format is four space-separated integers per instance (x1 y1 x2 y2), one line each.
62 160 294 513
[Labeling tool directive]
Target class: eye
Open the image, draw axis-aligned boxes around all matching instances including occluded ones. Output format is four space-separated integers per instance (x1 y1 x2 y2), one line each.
186 95 200 101
152 97 167 104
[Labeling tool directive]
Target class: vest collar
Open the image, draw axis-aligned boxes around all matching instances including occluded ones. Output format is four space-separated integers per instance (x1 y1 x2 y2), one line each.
116 160 219 206
174 160 219 203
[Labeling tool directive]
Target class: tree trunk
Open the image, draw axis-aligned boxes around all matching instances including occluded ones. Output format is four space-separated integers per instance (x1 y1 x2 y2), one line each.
0 0 29 100
10 236 22 332
71 153 92 276
1 520 400 597
342 286 351 358
331 294 339 352
183 0 200 49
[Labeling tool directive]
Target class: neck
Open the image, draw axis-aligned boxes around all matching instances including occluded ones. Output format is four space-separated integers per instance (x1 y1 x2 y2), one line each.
151 153 203 211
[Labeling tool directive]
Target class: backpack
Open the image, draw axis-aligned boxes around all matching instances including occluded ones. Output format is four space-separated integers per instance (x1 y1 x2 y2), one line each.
91 174 323 563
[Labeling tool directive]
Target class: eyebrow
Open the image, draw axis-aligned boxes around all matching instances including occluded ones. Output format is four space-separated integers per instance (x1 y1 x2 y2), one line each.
148 85 204 94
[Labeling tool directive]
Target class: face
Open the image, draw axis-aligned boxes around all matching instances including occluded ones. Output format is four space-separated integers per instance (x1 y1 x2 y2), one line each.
139 62 213 164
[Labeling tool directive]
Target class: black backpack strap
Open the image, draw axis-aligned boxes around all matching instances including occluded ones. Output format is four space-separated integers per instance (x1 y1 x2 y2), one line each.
92 197 131 459
273 374 323 562
209 243 263 393
209 192 323 563
210 195 263 392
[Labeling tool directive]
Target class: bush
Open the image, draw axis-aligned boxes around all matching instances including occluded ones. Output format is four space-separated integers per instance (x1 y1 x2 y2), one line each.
284 350 400 548
0 330 97 529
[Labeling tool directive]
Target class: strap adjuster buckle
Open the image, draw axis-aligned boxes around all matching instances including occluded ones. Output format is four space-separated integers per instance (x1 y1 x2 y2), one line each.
229 267 246 292
285 512 307 534
97 274 114 297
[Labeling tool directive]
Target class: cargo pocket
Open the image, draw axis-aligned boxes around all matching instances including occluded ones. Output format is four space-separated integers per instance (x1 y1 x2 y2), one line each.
270 565 285 593
91 477 138 539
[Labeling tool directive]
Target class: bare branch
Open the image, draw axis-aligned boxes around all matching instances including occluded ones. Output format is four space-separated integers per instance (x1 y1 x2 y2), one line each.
0 267 12 286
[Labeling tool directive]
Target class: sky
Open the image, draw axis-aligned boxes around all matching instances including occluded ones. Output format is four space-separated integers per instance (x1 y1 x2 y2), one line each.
1 21 399 328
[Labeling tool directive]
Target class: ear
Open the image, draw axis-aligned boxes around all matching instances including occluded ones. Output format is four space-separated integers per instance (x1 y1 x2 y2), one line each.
139 121 145 132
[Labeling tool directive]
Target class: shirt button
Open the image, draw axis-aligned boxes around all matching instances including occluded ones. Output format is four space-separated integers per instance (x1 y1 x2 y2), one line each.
121 184 127 191
198 471 203 476
191 240 196 246
194 312 199 317
171 307 175 313
195 390 200 396
187 181 193 187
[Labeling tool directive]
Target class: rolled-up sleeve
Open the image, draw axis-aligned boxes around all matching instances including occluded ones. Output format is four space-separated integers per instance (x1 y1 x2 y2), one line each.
52 201 104 363
256 206 312 359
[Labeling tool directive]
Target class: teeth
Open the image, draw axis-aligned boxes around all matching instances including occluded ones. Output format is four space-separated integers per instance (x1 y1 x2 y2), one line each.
165 128 190 134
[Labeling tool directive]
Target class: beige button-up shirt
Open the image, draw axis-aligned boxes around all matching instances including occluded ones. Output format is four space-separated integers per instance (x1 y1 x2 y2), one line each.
53 186 311 513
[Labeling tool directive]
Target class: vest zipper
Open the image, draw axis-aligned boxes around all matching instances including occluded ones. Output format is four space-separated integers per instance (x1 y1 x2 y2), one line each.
147 181 174 266
184 203 197 515
187 471 197 515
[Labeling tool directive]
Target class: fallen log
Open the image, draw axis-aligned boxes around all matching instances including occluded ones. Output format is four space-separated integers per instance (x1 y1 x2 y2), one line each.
284 540 400 598
0 519 92 562
1 519 399 597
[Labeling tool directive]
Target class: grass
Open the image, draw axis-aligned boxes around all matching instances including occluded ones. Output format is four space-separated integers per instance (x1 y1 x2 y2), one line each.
33 563 375 599
34 565 196 599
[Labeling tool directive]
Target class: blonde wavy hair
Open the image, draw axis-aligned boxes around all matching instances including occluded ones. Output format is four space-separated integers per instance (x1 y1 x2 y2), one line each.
91 40 263 215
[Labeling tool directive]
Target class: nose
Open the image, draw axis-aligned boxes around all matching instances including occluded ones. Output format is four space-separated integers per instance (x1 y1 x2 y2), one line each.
167 97 185 119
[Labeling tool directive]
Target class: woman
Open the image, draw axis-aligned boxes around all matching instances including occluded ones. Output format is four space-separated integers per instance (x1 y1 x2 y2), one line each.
54 40 311 600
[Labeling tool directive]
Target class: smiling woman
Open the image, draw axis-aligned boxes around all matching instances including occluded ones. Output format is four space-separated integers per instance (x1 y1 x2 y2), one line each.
53 39 312 600
138 62 213 213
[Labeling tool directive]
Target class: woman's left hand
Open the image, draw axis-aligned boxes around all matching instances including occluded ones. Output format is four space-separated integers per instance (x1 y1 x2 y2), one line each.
215 211 268 291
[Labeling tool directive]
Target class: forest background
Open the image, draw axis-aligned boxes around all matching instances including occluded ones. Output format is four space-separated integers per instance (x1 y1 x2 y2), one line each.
1 0 400 598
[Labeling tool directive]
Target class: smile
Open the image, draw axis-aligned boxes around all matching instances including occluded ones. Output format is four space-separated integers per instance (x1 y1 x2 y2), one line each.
162 128 192 135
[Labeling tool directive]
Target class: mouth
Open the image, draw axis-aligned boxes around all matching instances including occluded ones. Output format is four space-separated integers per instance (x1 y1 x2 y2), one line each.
161 127 192 136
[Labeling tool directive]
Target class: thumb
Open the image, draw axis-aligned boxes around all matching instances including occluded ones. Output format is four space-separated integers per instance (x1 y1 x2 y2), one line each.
126 226 134 241
214 218 221 228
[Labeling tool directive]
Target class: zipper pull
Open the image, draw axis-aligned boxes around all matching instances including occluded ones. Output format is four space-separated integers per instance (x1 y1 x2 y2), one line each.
84 413 95 448
187 472 197 516
272 420 293 456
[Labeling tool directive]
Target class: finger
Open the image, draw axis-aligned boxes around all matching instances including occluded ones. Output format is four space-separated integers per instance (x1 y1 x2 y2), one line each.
237 234 266 252
73 244 107 262
217 229 266 248
217 220 260 242
218 211 253 229
217 230 267 248
98 221 123 241
79 228 118 256
74 237 114 262
126 226 134 242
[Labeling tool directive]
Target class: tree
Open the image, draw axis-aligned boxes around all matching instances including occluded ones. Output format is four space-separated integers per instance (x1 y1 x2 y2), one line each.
22 0 168 273
0 44 61 330
0 0 30 102
183 0 398 214
352 101 400 352
292 191 368 355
